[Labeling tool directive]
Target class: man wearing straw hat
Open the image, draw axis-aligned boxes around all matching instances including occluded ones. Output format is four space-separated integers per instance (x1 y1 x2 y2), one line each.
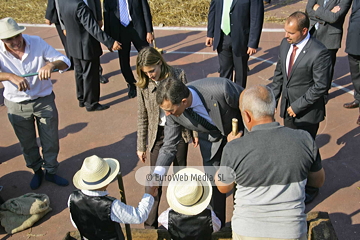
0 17 71 190
69 155 158 240
158 167 221 239
217 85 325 240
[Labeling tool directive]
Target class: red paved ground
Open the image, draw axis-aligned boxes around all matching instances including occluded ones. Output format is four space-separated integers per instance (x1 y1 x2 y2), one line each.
1 4 360 240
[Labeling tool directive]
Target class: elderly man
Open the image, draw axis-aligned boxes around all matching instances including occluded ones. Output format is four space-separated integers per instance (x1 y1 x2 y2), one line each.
154 77 244 227
0 17 71 189
216 85 325 240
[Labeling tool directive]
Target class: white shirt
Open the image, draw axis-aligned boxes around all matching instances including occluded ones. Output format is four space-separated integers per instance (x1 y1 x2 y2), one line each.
286 33 310 76
0 34 70 102
68 190 154 228
188 88 215 125
155 80 166 126
158 207 222 232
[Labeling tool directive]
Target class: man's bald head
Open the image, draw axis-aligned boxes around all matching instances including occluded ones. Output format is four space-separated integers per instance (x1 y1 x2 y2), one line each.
240 85 276 120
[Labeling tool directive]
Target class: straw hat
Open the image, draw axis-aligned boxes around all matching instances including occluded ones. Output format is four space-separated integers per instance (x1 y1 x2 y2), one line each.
73 155 120 190
167 168 212 215
0 17 26 40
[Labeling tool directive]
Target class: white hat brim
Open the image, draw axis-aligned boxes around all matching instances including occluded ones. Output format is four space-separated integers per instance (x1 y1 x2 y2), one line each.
167 168 212 216
73 158 120 190
0 26 26 40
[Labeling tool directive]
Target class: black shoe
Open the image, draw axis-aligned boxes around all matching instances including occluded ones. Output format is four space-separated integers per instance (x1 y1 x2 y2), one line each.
100 75 109 84
86 103 110 112
45 172 69 186
30 169 44 190
128 84 137 98
79 102 85 108
343 100 359 109
305 186 319 204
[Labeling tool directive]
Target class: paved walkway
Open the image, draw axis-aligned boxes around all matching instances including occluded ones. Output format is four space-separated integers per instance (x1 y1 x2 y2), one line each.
1 7 360 240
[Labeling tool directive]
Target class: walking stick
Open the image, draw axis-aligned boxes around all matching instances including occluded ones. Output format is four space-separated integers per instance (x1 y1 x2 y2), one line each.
117 171 132 240
152 32 163 54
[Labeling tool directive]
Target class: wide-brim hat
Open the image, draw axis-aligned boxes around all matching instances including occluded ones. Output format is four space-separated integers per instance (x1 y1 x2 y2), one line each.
0 17 26 40
73 155 120 190
167 168 212 215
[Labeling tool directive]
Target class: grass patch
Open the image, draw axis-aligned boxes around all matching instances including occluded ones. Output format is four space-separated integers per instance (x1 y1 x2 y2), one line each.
0 0 295 26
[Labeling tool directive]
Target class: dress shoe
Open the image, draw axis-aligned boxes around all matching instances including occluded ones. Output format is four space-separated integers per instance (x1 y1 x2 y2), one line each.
100 75 109 84
128 84 137 98
79 102 85 108
86 103 110 112
30 169 44 190
304 186 319 204
45 172 69 186
343 100 359 109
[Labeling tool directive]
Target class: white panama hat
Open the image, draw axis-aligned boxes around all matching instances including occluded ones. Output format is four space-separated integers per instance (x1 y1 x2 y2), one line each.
73 155 120 190
167 168 212 216
0 17 26 40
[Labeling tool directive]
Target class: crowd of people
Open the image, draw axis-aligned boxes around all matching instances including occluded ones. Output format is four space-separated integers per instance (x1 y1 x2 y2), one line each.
1 0 359 239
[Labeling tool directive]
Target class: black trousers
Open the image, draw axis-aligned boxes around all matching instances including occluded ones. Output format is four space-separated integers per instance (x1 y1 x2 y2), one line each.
348 54 360 103
73 57 100 108
283 113 319 140
115 22 149 85
144 126 188 229
217 33 249 88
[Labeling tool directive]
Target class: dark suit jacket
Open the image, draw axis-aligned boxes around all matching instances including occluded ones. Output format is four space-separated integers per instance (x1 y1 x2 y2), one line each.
103 0 153 40
272 37 332 125
156 77 243 167
58 0 114 60
306 0 352 50
207 0 264 57
45 0 60 24
346 0 360 55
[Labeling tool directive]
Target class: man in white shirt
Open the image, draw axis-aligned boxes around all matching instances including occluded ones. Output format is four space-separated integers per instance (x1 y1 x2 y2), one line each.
69 155 157 240
0 17 71 190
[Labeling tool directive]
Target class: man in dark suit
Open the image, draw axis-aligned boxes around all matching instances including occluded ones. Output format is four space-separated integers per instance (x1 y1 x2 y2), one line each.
45 0 109 83
153 77 244 227
58 0 121 111
271 11 331 204
344 0 360 124
306 0 352 99
103 0 153 98
205 0 264 88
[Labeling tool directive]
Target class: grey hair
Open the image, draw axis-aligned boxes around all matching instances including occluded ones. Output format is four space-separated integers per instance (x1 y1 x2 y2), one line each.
240 85 276 119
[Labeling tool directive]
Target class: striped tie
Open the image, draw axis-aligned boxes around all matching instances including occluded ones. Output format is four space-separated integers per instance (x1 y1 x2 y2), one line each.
185 108 218 131
119 0 130 27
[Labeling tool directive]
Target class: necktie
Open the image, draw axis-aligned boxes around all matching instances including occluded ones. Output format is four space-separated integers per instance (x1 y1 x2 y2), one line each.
288 45 298 77
185 108 218 131
221 0 231 35
119 0 130 27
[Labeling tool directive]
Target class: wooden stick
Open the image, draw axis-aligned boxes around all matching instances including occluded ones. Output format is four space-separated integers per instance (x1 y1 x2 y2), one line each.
117 172 132 240
232 118 238 136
